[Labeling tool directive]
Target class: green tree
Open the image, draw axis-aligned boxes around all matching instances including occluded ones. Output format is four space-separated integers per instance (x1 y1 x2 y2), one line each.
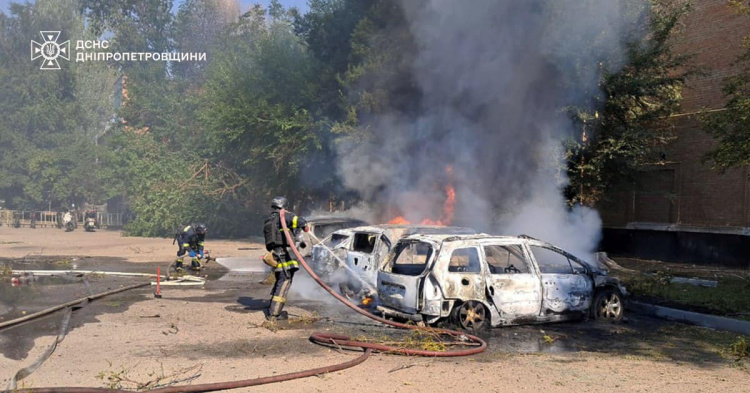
565 2 693 205
701 1 750 170
200 6 321 211
0 0 117 209
101 129 252 236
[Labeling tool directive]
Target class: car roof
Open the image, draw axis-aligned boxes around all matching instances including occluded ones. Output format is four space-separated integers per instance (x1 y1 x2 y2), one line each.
305 216 369 225
328 224 477 241
336 224 475 234
400 233 521 243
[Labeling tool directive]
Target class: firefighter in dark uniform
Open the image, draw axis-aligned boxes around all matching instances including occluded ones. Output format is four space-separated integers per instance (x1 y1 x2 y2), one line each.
264 196 309 320
175 223 207 271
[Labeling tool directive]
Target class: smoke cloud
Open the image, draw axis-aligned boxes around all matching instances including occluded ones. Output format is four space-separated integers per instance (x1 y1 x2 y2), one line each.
335 0 648 260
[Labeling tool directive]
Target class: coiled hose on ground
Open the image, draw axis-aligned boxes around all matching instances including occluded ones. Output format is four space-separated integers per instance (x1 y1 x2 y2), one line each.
11 210 486 393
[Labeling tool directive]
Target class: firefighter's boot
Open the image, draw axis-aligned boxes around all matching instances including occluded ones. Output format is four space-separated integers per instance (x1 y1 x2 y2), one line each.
191 257 202 270
266 311 288 321
175 258 184 273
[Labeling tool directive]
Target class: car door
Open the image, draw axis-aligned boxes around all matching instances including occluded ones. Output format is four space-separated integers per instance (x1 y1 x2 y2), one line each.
528 244 593 313
346 231 380 283
378 240 435 314
483 242 542 319
440 245 486 302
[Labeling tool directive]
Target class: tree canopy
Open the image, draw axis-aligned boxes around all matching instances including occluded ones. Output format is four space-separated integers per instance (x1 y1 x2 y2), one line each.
0 0 697 236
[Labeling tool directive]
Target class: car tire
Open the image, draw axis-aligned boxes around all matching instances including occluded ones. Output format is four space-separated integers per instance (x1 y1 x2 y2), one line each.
451 300 489 332
591 288 624 322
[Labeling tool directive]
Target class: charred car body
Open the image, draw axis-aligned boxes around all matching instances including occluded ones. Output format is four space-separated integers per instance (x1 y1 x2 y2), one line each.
376 234 627 330
310 225 476 297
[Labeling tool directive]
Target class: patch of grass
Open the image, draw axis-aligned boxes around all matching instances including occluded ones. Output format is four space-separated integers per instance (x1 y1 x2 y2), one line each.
726 336 749 360
655 324 750 364
404 330 447 352
96 363 131 390
96 361 203 390
618 271 750 320
52 258 73 268
289 312 321 325
259 320 282 332
351 330 450 352
0 263 13 277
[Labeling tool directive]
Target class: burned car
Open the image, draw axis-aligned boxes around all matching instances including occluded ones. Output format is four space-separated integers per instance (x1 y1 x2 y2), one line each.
310 225 476 297
296 216 369 256
376 234 627 331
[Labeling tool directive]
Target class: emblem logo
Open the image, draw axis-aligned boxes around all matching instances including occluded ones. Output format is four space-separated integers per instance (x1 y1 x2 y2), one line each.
31 31 70 70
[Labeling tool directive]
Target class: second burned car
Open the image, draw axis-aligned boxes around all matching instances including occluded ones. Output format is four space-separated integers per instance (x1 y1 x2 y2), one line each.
376 234 628 331
310 224 476 298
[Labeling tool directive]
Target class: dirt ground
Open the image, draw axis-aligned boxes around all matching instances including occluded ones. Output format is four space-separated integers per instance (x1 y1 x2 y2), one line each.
0 226 256 263
1 227 749 392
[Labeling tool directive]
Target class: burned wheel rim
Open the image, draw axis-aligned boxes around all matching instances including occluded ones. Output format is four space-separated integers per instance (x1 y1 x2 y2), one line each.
594 289 623 321
455 301 487 331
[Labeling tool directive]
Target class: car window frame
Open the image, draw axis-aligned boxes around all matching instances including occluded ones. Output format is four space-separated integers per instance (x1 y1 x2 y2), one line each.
383 240 435 276
529 245 576 275
446 246 483 274
483 243 530 274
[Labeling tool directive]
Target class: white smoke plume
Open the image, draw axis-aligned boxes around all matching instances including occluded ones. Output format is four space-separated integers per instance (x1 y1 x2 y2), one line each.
335 0 648 260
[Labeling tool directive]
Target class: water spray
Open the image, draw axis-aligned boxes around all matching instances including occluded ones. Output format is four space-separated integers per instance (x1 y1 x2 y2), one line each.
305 231 377 294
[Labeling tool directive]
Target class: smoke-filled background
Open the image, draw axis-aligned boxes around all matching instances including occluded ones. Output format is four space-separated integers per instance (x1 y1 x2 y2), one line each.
336 0 648 259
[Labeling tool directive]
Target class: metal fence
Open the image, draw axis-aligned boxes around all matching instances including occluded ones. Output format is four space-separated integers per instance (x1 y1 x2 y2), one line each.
0 210 123 228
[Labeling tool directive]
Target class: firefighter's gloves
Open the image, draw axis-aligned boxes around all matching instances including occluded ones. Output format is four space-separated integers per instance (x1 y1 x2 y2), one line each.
188 249 196 258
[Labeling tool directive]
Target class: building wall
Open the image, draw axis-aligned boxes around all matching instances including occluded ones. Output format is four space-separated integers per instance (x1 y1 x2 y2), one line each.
600 0 750 231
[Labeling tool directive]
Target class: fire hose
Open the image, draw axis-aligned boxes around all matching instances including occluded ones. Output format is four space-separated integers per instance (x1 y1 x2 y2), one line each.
279 209 487 357
12 209 486 393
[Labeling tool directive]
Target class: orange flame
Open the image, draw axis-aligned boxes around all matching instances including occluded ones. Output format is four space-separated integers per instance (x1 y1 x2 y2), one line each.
388 216 410 225
386 166 455 226
442 183 456 224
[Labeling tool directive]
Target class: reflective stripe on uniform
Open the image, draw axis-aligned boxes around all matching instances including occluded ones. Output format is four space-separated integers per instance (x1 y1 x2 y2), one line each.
274 260 299 271
184 225 191 232
278 260 298 268
183 243 190 248
292 216 298 229
198 242 204 246
271 296 286 303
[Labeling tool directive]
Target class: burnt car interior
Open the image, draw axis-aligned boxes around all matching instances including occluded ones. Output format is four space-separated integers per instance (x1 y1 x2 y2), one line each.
314 223 350 239
389 241 433 276
352 233 377 253
531 246 586 274
448 248 481 273
328 233 349 248
484 245 528 274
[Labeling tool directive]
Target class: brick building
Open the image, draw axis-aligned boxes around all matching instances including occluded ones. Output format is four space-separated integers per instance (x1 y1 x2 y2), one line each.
599 0 750 266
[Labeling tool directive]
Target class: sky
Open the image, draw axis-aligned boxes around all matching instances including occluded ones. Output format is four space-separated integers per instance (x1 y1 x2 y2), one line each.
239 0 309 13
0 0 310 16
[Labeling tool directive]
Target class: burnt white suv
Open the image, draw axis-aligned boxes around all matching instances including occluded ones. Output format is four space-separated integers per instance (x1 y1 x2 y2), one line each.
376 234 627 331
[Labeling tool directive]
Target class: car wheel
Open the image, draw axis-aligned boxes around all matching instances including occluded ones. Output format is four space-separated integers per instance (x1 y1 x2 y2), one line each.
451 300 489 332
592 288 624 322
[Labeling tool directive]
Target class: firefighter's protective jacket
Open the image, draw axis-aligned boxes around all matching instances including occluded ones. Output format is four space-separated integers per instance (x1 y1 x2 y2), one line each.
177 225 205 252
268 210 307 272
